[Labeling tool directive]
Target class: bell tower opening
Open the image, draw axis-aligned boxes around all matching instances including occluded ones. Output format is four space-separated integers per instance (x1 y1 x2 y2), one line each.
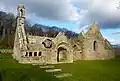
17 4 25 17
20 9 23 17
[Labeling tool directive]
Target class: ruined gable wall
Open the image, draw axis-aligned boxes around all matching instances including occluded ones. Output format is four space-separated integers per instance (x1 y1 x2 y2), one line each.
83 36 115 60
82 22 115 60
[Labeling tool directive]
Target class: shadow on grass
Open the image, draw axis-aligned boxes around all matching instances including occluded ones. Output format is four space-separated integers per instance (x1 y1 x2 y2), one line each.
0 68 61 81
0 72 2 81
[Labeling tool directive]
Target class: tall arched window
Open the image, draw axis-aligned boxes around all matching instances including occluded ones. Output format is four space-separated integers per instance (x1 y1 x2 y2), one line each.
93 41 97 51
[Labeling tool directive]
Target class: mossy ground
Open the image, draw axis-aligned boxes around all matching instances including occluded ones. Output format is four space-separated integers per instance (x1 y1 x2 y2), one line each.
0 54 120 81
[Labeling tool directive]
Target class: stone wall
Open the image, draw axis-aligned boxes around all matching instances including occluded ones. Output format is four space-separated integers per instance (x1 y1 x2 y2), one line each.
83 36 115 60
13 4 115 65
0 49 13 53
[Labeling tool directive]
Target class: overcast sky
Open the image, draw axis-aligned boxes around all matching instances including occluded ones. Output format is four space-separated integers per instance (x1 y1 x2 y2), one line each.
0 0 120 45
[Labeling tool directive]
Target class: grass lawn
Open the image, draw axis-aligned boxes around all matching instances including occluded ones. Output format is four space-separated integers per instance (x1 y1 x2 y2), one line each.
55 58 120 81
0 54 60 81
0 54 120 81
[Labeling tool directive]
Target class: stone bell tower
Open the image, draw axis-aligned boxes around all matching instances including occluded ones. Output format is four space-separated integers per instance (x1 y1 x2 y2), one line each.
13 4 28 61
16 4 27 50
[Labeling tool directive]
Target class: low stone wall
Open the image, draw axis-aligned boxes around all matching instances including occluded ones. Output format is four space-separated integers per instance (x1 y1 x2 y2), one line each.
0 49 13 53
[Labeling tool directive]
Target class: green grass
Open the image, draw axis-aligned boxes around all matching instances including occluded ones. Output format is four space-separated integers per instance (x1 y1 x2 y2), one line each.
0 54 60 81
55 59 120 81
0 54 120 81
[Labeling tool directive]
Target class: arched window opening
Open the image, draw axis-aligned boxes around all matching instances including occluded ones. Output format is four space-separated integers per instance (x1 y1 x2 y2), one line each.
42 39 52 48
93 41 97 51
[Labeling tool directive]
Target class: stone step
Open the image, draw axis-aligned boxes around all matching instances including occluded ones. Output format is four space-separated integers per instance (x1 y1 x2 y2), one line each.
39 65 55 69
54 73 72 78
45 69 62 72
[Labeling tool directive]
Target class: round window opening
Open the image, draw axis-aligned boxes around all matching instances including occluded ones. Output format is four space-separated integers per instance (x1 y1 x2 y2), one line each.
42 39 53 48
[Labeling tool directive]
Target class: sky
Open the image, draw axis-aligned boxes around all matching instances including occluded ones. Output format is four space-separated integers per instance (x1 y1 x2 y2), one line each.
0 0 120 45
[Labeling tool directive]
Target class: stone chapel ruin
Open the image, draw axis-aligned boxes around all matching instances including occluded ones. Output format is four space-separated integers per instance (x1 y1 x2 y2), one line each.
13 4 115 64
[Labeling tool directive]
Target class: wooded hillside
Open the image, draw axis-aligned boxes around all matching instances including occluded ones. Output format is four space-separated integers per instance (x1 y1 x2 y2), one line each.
0 11 78 48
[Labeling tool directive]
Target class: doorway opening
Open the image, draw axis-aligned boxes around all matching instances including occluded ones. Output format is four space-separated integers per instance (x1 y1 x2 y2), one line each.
57 47 68 62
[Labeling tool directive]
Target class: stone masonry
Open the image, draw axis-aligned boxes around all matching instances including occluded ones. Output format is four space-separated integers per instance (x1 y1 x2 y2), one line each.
13 4 115 65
